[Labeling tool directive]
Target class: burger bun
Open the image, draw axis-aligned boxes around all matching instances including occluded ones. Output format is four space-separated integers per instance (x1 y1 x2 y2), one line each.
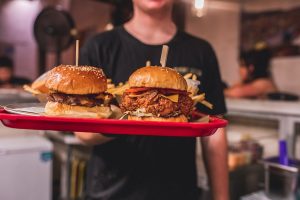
45 65 107 95
128 114 188 122
45 101 112 118
128 66 187 91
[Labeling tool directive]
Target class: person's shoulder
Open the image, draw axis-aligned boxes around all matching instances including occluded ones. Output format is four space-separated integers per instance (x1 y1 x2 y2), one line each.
179 31 213 50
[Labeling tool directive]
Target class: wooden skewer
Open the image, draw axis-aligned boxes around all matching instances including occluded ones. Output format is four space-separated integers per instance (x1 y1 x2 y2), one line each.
160 45 169 67
146 60 151 66
76 40 79 66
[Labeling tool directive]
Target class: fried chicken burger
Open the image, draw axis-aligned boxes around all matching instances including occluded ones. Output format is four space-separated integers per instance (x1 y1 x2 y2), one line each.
121 66 193 122
45 65 113 118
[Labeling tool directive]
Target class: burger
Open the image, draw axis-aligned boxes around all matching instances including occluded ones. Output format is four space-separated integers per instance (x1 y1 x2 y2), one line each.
44 65 113 118
120 66 193 122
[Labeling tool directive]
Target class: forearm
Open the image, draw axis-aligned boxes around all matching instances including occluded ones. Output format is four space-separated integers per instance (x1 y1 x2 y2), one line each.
201 128 229 200
224 87 245 98
74 132 114 146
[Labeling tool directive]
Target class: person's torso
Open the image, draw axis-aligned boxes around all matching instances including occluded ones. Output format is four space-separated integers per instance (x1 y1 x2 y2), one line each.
81 27 218 200
82 27 208 85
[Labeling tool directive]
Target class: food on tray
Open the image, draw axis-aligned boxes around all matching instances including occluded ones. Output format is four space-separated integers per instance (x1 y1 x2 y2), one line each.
107 81 130 96
184 73 213 110
44 65 113 118
120 66 194 122
23 71 50 95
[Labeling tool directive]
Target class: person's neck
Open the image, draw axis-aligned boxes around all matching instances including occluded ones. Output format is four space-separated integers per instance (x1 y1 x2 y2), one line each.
124 8 177 45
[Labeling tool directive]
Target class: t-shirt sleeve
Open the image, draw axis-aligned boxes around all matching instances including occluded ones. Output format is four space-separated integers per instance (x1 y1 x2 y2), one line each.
196 42 227 115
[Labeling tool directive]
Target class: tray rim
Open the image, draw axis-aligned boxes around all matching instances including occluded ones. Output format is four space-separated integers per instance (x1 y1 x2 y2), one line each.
0 109 227 127
0 108 227 137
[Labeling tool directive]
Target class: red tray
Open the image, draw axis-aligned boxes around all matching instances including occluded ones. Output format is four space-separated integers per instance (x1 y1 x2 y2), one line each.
0 109 227 137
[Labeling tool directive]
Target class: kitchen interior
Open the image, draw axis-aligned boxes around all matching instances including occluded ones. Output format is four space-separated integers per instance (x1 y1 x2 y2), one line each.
0 0 300 200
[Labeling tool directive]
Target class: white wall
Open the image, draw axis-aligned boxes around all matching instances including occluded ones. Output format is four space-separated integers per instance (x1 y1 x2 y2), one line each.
0 0 110 79
242 0 300 13
0 1 42 80
242 0 300 96
185 0 300 95
186 1 241 86
271 57 300 96
45 0 111 70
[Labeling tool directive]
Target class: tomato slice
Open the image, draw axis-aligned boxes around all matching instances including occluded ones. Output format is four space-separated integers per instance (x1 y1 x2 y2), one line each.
159 88 187 95
125 87 189 95
125 87 150 93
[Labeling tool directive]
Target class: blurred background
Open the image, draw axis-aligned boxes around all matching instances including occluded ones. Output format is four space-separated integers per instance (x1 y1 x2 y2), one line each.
0 0 300 200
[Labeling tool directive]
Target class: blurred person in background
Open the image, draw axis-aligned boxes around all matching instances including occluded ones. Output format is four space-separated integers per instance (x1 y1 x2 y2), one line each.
76 0 228 199
0 56 30 88
225 48 277 98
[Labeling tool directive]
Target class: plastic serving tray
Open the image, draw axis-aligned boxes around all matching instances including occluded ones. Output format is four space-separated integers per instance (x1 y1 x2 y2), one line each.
0 109 227 137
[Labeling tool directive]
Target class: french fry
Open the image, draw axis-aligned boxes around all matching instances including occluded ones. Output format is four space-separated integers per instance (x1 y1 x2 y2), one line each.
192 74 197 81
192 93 205 101
23 85 41 95
200 100 213 110
184 73 193 79
107 83 129 96
183 72 214 110
107 83 115 89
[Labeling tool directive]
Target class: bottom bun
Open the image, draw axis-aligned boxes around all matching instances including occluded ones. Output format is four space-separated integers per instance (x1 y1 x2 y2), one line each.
45 101 112 118
128 114 188 122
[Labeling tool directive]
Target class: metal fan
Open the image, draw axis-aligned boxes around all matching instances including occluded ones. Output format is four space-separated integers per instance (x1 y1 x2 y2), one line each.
34 7 77 74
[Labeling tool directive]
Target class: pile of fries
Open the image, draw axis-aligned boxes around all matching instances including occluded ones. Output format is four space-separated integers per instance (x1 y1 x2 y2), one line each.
183 73 213 110
107 79 130 96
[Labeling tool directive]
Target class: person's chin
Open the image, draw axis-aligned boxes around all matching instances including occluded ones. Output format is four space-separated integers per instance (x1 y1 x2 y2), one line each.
139 0 171 12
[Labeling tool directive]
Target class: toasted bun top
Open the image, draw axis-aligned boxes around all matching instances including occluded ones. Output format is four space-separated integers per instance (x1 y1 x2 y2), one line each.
128 66 187 91
45 65 107 94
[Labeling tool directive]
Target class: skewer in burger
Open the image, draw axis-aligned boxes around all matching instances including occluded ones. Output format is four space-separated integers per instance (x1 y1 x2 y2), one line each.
45 65 113 118
121 66 194 122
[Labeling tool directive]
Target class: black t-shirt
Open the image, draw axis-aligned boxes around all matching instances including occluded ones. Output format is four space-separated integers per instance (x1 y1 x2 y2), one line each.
80 27 226 200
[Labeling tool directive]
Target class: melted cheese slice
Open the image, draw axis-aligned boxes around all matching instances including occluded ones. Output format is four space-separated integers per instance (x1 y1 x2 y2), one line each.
128 94 179 102
160 94 179 102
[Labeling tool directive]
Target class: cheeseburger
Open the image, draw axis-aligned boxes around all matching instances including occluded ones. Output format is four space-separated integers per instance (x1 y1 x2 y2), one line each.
121 66 193 122
45 65 113 118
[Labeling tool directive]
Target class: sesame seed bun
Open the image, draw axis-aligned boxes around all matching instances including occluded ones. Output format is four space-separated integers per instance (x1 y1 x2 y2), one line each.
128 66 187 91
45 65 107 94
128 114 188 122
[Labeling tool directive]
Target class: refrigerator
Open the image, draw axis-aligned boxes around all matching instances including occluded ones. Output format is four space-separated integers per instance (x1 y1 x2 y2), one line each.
0 135 53 200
